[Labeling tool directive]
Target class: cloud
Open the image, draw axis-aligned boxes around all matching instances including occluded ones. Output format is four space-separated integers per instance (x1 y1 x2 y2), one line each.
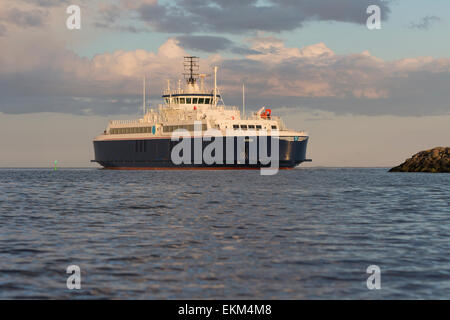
23 0 70 7
88 0 391 35
119 0 157 10
175 35 260 54
0 24 6 36
136 0 391 34
1 34 450 117
93 0 392 36
0 0 80 33
97 3 122 25
409 15 442 30
1 7 48 28
0 0 444 118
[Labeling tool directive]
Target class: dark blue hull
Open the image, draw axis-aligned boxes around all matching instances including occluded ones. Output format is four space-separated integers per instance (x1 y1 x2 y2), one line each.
93 136 309 169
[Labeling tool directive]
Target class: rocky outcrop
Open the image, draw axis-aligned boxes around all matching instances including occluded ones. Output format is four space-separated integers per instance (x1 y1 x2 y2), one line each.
389 147 449 173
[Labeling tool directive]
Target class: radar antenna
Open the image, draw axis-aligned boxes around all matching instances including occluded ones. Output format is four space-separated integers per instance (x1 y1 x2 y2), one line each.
183 56 200 85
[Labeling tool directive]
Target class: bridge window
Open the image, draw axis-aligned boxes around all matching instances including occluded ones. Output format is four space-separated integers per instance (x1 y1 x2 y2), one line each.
240 125 248 130
186 98 192 104
271 125 277 129
233 125 239 129
193 98 198 104
198 98 204 104
205 98 211 104
256 125 262 130
180 98 186 104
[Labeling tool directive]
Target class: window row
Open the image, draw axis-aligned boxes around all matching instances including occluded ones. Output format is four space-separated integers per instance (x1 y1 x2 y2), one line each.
163 124 208 133
232 125 277 130
110 127 154 135
164 97 212 105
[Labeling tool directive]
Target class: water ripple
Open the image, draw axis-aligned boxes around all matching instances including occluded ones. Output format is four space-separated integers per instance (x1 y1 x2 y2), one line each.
0 168 449 299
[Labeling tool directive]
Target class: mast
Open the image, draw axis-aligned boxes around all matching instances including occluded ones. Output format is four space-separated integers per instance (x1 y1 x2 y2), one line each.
200 74 206 92
143 76 146 115
183 56 199 85
214 66 218 107
242 83 245 119
167 79 171 106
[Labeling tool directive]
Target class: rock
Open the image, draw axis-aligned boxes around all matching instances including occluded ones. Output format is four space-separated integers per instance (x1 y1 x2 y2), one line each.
389 147 450 173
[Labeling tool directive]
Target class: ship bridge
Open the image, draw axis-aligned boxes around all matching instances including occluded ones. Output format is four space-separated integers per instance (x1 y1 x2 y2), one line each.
162 57 223 113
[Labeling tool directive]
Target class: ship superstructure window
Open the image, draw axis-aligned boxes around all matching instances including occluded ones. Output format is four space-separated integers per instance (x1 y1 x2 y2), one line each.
248 125 255 129
233 125 239 129
110 127 153 134
271 125 277 129
163 123 207 133
240 125 248 130
163 96 215 105
256 125 262 130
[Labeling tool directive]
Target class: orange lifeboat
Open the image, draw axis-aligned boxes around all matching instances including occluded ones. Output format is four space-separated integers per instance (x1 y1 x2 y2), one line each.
261 108 272 119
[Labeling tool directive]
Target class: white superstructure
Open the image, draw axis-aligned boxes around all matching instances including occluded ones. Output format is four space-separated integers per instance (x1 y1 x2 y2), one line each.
96 57 307 141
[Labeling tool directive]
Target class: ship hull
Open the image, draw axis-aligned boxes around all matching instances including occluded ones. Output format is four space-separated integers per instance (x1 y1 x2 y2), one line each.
93 136 308 169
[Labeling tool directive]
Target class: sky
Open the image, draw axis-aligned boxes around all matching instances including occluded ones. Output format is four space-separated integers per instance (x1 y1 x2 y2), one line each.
0 0 449 167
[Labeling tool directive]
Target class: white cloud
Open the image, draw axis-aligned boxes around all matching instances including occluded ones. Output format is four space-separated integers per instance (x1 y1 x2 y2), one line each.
0 0 449 117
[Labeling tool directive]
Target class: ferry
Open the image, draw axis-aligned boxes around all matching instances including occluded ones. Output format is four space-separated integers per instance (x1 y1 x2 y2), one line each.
92 57 310 170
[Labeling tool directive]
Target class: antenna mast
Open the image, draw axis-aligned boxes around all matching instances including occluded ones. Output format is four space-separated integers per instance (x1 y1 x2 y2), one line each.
242 83 245 119
200 74 206 92
214 66 218 107
167 79 171 106
143 76 146 115
183 56 199 85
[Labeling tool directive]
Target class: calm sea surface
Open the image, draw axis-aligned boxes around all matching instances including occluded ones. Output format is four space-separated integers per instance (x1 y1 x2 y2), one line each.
0 168 448 299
